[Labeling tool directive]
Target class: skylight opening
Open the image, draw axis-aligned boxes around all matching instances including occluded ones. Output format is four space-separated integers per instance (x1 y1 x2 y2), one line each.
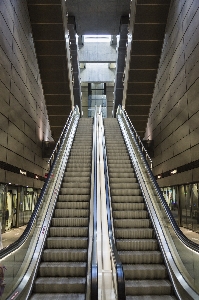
84 35 111 43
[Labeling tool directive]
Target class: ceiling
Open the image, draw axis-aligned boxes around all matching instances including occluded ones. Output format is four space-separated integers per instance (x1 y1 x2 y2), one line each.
66 0 131 35
27 0 171 141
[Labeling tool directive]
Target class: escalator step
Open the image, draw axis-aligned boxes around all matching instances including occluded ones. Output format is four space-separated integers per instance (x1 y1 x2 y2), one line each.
33 277 86 293
123 264 168 279
31 293 85 300
46 237 88 249
125 279 173 296
42 249 87 262
39 262 86 277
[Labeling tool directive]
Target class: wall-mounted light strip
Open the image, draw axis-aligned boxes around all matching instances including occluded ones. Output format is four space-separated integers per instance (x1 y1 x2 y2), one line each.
156 159 199 180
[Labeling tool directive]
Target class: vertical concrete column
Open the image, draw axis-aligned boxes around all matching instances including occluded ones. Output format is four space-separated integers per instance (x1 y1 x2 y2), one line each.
67 16 82 112
113 16 129 116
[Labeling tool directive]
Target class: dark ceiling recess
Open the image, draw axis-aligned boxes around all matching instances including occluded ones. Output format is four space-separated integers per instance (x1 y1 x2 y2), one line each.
27 0 72 142
125 0 171 138
66 0 131 35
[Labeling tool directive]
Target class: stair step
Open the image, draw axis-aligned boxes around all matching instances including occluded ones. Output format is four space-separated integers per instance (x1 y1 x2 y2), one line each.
119 251 163 264
114 219 151 228
113 211 148 219
54 209 89 218
116 239 159 251
112 195 143 203
115 228 153 239
49 227 88 237
34 277 86 293
123 264 167 279
46 237 88 249
60 187 90 195
111 188 140 196
30 293 85 300
42 249 87 262
62 182 90 188
51 217 89 227
58 194 90 201
112 203 145 210
126 296 177 300
56 202 89 209
125 279 173 296
39 262 86 277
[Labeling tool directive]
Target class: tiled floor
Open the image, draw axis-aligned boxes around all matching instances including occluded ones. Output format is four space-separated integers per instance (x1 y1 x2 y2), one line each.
1 226 26 249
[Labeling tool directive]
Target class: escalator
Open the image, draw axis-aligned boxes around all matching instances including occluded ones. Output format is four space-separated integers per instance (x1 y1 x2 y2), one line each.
30 118 93 299
104 118 177 299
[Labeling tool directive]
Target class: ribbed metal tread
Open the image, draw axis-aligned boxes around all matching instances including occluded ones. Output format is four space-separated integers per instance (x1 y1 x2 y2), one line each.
126 296 177 300
51 217 89 227
116 239 159 251
39 262 86 277
46 237 88 249
31 293 85 300
34 277 86 293
123 264 167 279
56 201 89 209
118 251 163 264
42 249 87 262
125 279 173 296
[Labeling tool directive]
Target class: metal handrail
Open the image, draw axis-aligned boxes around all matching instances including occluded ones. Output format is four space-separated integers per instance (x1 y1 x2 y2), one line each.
91 109 98 299
0 108 79 259
102 118 126 300
48 107 77 167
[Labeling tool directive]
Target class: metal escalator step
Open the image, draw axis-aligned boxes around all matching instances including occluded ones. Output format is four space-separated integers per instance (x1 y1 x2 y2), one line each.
111 188 140 196
58 194 90 201
60 187 90 195
112 195 143 203
110 183 139 189
30 293 85 300
33 277 86 293
113 210 148 219
63 176 90 183
123 264 168 280
116 239 158 251
119 251 163 264
56 202 89 209
110 177 137 183
61 171 90 178
62 182 90 188
54 209 89 218
114 219 151 228
126 296 177 300
125 279 173 296
110 172 136 178
49 227 88 237
46 237 88 249
51 217 89 227
39 262 87 277
42 249 87 262
115 228 153 239
112 203 145 210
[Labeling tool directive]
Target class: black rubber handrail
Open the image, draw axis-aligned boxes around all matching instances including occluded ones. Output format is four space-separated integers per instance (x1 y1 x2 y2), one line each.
121 108 199 253
91 110 98 299
103 121 126 300
0 109 78 259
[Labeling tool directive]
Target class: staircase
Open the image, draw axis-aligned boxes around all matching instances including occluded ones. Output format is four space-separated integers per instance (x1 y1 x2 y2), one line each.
104 118 177 299
31 118 93 300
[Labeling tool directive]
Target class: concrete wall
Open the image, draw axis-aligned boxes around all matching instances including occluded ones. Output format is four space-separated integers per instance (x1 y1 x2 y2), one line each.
0 0 53 188
79 42 117 62
144 0 199 187
80 63 115 82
